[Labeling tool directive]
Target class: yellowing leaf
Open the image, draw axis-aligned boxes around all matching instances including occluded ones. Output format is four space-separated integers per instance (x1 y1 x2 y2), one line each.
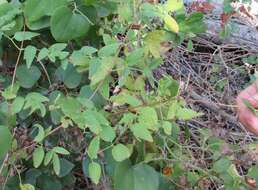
164 15 179 33
144 30 169 58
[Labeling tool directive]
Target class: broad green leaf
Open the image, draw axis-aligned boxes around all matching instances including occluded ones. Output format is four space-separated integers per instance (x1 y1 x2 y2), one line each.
59 96 81 116
163 15 179 33
52 153 60 175
130 123 153 142
26 17 50 30
0 125 12 158
33 146 45 168
14 31 40 41
126 48 144 66
33 124 45 143
52 147 70 155
58 158 74 178
36 175 62 190
114 163 159 190
98 43 120 57
90 57 116 86
20 183 35 190
164 0 184 12
50 7 90 42
89 162 101 185
16 65 41 88
84 110 102 134
112 144 131 162
24 46 37 68
25 169 42 187
137 107 158 130
87 136 100 159
24 0 49 22
213 157 231 174
24 0 68 22
44 150 54 166
100 125 115 142
55 64 82 89
11 96 24 115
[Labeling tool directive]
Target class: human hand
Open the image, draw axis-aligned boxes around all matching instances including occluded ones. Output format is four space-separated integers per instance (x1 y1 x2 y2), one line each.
236 83 258 136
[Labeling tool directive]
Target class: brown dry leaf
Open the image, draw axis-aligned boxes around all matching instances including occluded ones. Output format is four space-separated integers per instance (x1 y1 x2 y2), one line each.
163 166 173 176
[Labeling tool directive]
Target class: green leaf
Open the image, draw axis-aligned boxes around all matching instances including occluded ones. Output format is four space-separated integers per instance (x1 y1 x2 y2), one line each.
24 0 68 22
114 163 159 190
100 125 115 142
213 157 231 174
50 7 90 42
58 158 74 178
0 3 23 35
16 65 41 89
33 146 45 168
90 57 116 86
98 43 120 57
89 162 101 185
1 83 20 100
87 136 100 159
52 153 60 175
161 121 172 135
26 17 50 30
20 183 35 190
176 107 202 120
0 125 12 158
14 31 40 41
44 150 54 166
111 91 142 107
158 77 179 97
37 48 49 61
144 30 168 58
137 107 158 130
11 96 24 115
33 124 45 143
24 46 37 68
167 101 179 120
55 64 82 89
126 48 144 66
24 92 49 117
112 144 131 162
248 166 258 183
52 147 70 155
164 0 184 12
130 123 153 142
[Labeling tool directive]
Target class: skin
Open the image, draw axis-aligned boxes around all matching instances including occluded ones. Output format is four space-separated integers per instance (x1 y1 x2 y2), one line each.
236 83 258 136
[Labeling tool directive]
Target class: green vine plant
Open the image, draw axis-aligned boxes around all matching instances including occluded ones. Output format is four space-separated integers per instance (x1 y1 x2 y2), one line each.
0 0 257 190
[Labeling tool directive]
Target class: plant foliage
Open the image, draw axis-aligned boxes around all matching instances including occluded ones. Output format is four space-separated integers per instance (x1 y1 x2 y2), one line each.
0 0 257 189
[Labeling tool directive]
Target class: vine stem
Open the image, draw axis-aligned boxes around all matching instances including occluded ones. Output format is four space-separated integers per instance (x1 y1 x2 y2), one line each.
11 36 24 90
38 60 52 86
73 2 94 25
0 153 9 175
